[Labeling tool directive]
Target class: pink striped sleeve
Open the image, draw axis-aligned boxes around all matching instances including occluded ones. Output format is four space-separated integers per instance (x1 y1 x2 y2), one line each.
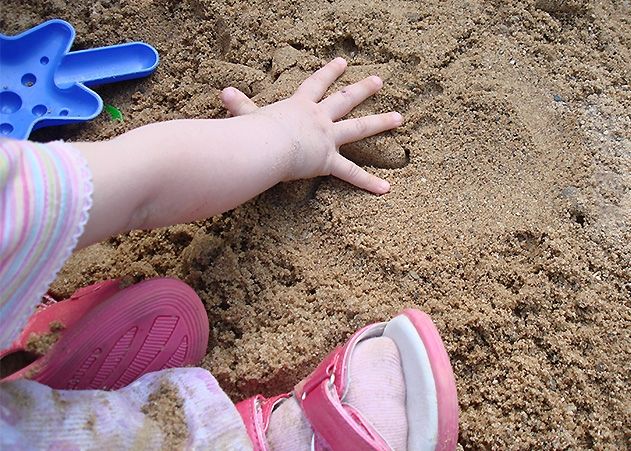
0 139 93 349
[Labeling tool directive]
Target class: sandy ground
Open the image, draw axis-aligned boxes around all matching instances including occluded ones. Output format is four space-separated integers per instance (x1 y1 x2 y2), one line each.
2 0 630 448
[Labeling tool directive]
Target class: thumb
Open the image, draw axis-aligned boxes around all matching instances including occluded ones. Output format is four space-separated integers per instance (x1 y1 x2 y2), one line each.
220 87 259 116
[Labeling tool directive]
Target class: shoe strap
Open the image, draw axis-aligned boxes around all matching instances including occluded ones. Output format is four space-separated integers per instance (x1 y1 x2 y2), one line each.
235 393 290 451
236 322 390 451
294 323 392 451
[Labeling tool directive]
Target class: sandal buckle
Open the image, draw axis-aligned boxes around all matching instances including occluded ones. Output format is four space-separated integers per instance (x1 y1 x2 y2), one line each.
301 365 336 401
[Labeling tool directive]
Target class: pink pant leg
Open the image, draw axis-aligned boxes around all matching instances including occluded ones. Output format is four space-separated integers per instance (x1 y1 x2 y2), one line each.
0 368 252 450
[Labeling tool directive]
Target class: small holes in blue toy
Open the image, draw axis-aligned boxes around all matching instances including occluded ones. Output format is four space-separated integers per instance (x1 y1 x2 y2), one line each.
32 104 47 117
0 91 22 113
0 123 14 135
22 73 37 87
0 20 159 139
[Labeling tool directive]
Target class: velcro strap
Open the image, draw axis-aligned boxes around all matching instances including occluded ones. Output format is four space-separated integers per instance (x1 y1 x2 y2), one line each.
292 322 391 450
299 377 391 450
235 394 290 451
235 395 269 451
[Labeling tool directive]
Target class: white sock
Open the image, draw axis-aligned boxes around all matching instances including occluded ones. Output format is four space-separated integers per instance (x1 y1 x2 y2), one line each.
267 337 407 450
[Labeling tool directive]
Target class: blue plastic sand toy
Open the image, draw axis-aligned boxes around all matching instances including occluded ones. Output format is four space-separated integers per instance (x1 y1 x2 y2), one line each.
0 19 159 139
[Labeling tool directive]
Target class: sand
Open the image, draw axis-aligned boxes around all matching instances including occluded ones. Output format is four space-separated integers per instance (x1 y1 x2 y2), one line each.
2 0 630 448
141 380 188 449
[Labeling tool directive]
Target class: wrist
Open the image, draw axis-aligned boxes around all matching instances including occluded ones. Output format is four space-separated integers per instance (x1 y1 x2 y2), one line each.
245 112 297 183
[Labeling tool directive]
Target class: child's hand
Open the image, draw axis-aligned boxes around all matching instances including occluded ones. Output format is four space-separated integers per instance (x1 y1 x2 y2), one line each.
220 58 402 194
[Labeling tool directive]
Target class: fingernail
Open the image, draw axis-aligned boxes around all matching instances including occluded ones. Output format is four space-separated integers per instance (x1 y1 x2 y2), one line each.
222 87 235 100
392 112 403 125
379 179 390 193
371 76 383 87
335 57 347 65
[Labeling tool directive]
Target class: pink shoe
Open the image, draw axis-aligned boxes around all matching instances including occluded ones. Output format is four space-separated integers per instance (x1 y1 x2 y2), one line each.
236 309 459 450
0 278 209 390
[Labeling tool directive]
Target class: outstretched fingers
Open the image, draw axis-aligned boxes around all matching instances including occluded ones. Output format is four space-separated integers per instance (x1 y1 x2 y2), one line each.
335 111 403 146
329 153 390 194
319 76 383 120
295 57 348 102
221 87 259 116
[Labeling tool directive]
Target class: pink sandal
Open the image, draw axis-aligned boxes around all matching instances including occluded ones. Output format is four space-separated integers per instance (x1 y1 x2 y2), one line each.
0 278 209 390
236 309 459 450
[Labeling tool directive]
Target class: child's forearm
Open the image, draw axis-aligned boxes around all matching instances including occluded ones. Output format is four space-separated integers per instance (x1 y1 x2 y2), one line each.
73 59 400 249
74 114 293 248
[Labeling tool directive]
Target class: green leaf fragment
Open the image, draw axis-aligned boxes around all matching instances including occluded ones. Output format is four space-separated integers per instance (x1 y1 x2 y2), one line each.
104 104 124 122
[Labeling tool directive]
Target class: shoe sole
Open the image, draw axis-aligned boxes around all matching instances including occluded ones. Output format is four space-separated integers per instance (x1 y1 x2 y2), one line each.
3 278 209 390
384 309 459 450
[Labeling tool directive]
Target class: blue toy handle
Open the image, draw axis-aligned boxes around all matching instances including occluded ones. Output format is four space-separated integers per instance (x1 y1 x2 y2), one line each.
55 42 159 88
